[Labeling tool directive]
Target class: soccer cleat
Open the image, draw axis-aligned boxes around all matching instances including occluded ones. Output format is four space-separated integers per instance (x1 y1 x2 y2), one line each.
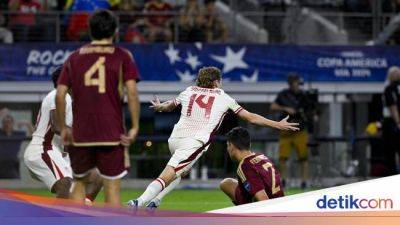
146 199 161 211
127 199 139 211
84 198 93 206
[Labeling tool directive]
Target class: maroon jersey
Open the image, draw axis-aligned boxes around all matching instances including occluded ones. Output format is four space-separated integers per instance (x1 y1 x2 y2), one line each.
236 153 284 204
58 44 140 146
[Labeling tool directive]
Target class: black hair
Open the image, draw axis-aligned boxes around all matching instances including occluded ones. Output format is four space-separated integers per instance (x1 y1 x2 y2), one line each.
287 72 305 86
89 9 118 40
52 67 62 88
226 127 251 150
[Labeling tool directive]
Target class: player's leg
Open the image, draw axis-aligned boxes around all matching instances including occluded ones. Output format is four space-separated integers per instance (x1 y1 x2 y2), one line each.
62 152 102 203
133 165 176 207
220 178 251 205
129 138 182 207
147 156 199 208
148 176 182 208
132 138 208 208
293 130 309 189
144 138 183 208
24 146 74 199
68 146 97 204
84 169 103 203
96 145 127 207
102 178 121 206
46 150 74 199
51 177 73 198
150 139 210 208
278 132 292 187
219 178 238 202
70 177 87 202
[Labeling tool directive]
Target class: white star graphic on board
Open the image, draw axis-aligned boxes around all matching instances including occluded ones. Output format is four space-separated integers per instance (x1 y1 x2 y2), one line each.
241 70 258 83
164 43 181 64
176 70 196 82
185 51 202 70
211 47 248 73
195 42 202 50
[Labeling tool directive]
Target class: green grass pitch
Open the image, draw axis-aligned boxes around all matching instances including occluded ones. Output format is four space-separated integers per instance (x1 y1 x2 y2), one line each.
17 188 310 212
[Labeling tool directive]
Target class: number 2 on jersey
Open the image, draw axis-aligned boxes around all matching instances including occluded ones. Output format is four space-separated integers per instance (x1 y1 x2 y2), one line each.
262 162 281 195
187 94 215 118
84 57 106 93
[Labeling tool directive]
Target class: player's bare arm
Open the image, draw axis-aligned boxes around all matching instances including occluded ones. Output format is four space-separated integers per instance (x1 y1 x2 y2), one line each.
237 109 299 131
55 84 72 145
254 190 269 201
121 80 140 147
50 110 61 135
50 110 71 135
150 95 177 112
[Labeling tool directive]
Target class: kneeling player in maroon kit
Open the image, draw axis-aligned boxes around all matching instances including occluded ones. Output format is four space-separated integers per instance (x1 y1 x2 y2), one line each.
220 127 284 205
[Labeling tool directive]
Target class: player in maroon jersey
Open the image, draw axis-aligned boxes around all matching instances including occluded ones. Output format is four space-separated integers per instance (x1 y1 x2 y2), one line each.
220 127 284 205
56 10 140 206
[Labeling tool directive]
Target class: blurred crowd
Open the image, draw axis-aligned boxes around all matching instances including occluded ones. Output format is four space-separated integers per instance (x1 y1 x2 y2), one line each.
0 108 33 178
0 0 227 43
3 0 400 44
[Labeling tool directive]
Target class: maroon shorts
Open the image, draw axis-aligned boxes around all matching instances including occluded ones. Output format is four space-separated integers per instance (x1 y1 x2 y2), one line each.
68 145 127 179
234 186 253 205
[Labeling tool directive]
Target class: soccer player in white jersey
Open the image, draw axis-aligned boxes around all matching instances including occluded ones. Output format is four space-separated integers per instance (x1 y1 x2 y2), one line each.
24 68 102 200
128 67 299 209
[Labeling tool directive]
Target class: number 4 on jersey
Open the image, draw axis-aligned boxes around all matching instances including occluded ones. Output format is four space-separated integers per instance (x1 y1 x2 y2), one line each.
84 57 106 93
187 94 215 118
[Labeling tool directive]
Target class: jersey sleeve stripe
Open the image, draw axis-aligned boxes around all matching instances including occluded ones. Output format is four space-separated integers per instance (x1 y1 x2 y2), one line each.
234 107 243 114
237 163 247 182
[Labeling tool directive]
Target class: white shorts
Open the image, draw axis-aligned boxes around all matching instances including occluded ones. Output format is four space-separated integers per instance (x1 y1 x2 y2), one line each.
24 144 73 191
167 137 211 176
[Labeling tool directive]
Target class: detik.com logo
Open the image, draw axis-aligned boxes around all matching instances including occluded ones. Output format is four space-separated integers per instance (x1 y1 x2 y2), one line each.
316 195 393 209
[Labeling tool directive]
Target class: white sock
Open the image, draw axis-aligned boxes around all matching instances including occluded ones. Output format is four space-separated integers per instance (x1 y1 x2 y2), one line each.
137 178 165 206
153 176 181 203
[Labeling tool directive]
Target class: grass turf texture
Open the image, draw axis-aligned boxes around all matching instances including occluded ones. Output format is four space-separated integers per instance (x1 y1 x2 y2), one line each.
17 188 310 212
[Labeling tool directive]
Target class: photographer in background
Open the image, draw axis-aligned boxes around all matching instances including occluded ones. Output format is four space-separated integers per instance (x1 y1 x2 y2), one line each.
382 66 400 175
271 73 316 189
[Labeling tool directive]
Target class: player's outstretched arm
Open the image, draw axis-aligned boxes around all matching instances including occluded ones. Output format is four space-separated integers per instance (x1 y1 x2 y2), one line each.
121 80 140 147
55 84 72 145
237 109 299 131
150 95 177 112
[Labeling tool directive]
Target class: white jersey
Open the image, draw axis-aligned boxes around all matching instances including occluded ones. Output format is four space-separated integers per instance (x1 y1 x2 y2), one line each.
29 90 72 153
170 86 242 143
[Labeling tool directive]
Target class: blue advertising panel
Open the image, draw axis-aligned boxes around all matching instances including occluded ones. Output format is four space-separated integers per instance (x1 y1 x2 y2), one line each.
0 43 396 82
